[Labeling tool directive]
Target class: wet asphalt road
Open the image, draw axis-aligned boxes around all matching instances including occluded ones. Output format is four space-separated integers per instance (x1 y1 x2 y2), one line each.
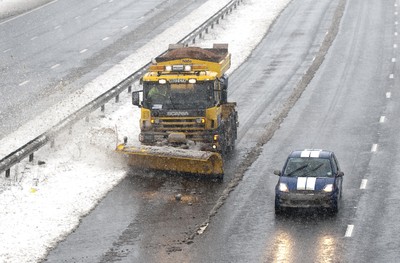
0 0 208 138
45 0 400 262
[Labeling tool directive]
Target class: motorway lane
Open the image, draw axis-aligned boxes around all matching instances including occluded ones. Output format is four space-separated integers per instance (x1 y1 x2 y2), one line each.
186 0 400 262
340 0 400 261
44 0 342 262
0 0 208 138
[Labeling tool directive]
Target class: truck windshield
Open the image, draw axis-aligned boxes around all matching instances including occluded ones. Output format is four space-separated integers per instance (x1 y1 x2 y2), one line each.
144 81 214 110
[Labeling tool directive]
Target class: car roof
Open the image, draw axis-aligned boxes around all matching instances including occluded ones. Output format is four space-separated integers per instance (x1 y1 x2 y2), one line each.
288 149 333 159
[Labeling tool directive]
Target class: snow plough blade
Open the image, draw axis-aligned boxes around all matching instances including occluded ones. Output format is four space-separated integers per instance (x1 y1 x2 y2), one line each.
116 144 224 176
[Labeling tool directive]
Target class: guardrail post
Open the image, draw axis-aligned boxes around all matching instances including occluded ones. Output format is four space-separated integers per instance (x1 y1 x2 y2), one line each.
29 153 34 162
115 94 120 103
205 27 209 34
128 85 132 93
101 105 105 112
85 116 89 122
192 38 196 44
5 169 10 178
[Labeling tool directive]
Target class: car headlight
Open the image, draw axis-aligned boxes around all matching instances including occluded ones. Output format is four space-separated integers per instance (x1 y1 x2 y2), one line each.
323 184 334 192
278 183 289 192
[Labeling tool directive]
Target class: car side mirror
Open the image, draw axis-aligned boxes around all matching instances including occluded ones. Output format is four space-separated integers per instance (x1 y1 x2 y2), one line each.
274 170 281 176
337 171 344 177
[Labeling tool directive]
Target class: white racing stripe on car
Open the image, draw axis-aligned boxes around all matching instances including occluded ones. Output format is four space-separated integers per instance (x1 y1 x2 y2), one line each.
300 149 321 158
297 177 316 190
306 177 316 190
301 150 311 157
297 177 307 190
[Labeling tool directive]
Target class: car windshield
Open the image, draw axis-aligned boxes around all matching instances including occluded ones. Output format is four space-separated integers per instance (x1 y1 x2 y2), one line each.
284 157 333 177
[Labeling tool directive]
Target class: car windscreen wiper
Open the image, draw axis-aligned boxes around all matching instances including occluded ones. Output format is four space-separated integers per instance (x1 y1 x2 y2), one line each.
301 163 324 177
285 164 308 177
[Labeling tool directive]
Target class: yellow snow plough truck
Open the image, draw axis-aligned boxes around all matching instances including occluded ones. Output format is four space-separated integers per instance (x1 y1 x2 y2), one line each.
116 44 238 178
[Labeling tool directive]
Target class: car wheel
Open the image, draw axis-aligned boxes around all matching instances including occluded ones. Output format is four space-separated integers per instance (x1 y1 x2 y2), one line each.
275 199 283 215
329 198 339 215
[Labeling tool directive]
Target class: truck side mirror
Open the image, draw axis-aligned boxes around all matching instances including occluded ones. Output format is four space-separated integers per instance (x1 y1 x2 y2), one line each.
132 91 141 107
337 171 344 177
220 75 228 103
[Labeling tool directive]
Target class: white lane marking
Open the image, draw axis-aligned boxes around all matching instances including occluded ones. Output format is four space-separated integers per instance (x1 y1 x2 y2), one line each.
0 0 59 25
395 32 399 36
31 36 38 41
392 58 396 62
80 49 88 54
3 48 11 53
390 73 394 79
122 25 128 30
51 64 60 69
360 179 368 189
75 16 80 19
102 37 110 41
371 144 378 152
19 80 30 86
386 92 392 98
93 7 98 11
345 225 354 237
394 44 398 48
54 25 61 30
379 116 386 123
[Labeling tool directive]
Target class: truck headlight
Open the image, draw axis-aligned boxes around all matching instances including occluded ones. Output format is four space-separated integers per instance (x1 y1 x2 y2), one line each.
323 184 334 192
278 183 289 192
142 120 152 129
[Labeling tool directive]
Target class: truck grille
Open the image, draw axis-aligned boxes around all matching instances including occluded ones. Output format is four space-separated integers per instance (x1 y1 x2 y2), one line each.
153 117 206 137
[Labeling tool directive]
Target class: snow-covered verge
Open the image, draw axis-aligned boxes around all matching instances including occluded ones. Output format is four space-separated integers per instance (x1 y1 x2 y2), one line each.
0 0 291 262
0 0 52 20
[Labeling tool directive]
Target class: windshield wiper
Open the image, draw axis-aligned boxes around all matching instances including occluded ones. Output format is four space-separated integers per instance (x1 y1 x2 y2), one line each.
301 163 324 177
286 164 308 177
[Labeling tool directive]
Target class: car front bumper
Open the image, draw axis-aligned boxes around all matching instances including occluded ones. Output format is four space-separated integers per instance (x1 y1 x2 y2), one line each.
276 191 336 208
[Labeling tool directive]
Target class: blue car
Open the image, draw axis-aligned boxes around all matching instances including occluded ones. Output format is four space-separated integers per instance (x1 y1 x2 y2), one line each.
274 149 344 214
